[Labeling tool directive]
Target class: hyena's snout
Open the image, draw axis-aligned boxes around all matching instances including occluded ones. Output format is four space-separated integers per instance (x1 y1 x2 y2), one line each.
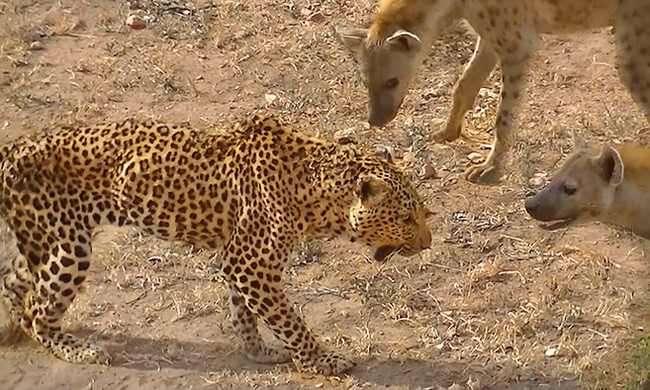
524 197 541 218
524 188 557 222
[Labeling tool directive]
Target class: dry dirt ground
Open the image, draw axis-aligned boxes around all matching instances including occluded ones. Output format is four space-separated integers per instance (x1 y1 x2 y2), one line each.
1 1 650 389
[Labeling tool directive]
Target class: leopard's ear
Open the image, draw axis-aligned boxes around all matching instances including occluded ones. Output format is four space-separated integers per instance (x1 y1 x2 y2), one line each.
374 145 394 164
358 174 389 205
571 130 589 150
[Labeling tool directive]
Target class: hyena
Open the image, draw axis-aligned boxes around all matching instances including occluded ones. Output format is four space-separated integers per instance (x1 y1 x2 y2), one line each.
337 0 650 184
526 140 650 239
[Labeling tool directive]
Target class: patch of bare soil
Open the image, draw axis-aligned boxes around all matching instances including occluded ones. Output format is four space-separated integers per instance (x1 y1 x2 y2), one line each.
1 1 649 389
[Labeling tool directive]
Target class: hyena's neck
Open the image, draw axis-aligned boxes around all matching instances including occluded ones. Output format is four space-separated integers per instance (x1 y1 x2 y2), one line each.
603 147 650 239
605 183 650 239
370 0 461 42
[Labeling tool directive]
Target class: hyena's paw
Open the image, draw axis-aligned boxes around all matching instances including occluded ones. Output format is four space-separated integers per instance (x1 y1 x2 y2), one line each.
465 161 503 184
430 123 461 143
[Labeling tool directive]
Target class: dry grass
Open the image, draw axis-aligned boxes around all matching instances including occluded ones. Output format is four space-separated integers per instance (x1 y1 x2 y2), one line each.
1 1 649 389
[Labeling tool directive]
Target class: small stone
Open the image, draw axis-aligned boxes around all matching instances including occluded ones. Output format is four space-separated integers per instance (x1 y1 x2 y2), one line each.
264 93 277 104
528 172 547 188
421 163 439 180
11 58 28 67
147 256 163 264
28 41 44 51
467 376 481 390
430 117 447 128
468 152 483 164
528 176 545 189
306 12 325 22
334 128 357 145
422 88 441 100
545 347 558 357
402 151 415 164
126 14 147 30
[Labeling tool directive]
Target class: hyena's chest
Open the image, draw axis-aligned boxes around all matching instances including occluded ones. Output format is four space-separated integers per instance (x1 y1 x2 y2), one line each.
531 0 616 32
464 0 616 36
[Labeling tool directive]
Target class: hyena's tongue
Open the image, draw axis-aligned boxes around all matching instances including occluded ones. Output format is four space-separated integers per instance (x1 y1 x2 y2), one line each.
373 245 396 261
540 219 574 231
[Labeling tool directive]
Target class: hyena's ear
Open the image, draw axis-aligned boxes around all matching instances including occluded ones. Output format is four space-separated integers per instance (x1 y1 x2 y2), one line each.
571 131 589 150
597 143 624 185
334 25 367 53
386 29 422 52
358 174 389 206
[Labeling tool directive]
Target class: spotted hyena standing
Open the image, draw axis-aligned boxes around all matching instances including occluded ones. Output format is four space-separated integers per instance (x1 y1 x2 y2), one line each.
337 0 650 184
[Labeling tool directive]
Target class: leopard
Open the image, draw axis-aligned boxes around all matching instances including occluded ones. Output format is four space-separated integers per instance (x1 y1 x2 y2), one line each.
336 0 650 184
0 113 432 375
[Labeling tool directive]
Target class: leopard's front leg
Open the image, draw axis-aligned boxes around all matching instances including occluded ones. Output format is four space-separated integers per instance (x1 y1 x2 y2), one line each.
222 227 354 376
228 285 291 364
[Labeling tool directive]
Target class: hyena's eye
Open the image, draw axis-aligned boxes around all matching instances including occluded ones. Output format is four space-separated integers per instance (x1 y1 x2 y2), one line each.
563 182 577 195
385 78 399 89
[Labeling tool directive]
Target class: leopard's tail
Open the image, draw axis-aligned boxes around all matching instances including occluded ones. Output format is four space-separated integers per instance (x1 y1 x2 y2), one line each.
0 143 17 281
0 135 45 183
0 217 14 280
0 143 10 166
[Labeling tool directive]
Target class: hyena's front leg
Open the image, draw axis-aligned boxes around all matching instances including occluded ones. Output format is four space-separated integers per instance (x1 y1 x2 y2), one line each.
466 58 528 184
615 0 650 123
432 37 498 142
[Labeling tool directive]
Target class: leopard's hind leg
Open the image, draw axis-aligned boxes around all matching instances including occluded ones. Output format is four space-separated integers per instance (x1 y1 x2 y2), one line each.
1 254 32 345
11 210 110 364
0 222 31 345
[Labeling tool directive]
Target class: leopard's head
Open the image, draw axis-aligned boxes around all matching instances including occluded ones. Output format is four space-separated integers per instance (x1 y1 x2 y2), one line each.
349 162 431 261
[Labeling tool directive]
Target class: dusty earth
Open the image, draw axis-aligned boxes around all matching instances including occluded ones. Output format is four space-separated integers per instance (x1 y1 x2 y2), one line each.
1 1 650 389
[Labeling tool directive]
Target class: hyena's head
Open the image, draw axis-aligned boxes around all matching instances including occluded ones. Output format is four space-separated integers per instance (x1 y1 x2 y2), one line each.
525 143 624 230
336 25 422 126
